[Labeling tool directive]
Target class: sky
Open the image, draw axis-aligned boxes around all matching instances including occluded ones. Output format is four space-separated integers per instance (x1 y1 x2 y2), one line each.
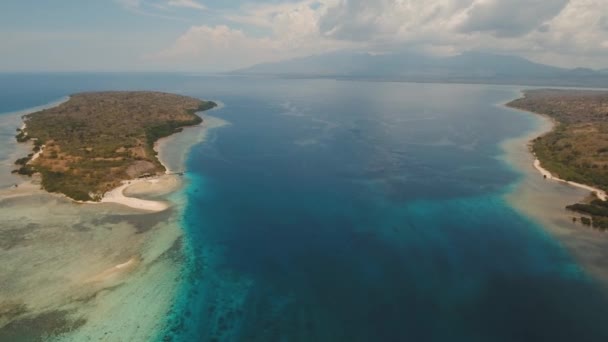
1 0 607 72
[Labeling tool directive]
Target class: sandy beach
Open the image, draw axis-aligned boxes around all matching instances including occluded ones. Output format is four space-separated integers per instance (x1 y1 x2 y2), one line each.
533 159 607 201
99 177 172 212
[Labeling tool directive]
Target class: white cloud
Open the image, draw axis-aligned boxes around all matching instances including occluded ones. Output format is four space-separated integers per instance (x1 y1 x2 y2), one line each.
115 0 206 12
150 1 356 70
148 21 354 71
148 25 281 70
318 0 470 41
115 0 142 10
150 0 608 70
167 0 206 10
521 0 608 67
457 0 568 37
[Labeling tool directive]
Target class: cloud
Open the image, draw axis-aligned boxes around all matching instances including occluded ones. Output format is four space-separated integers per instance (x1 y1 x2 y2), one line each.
115 0 206 13
457 0 569 37
599 15 608 31
150 1 357 70
114 0 192 21
519 0 608 66
115 0 142 10
150 0 608 70
167 0 206 10
314 0 608 67
148 25 281 70
149 20 354 71
318 0 471 41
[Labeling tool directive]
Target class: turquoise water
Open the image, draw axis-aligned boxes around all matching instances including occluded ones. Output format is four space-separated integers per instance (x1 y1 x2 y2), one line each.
2 74 608 341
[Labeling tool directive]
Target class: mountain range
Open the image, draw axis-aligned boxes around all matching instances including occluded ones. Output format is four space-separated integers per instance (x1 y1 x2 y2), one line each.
233 51 608 88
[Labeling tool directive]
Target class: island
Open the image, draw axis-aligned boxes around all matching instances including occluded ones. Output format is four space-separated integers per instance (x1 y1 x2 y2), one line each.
507 89 608 230
13 91 217 202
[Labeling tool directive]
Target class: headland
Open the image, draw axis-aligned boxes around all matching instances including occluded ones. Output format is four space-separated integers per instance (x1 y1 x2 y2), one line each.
13 91 217 203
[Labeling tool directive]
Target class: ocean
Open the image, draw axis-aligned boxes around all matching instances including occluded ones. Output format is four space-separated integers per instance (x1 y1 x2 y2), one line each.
1 74 608 341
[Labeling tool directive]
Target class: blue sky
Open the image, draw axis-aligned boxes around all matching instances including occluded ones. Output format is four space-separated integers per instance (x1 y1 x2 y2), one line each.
1 0 607 71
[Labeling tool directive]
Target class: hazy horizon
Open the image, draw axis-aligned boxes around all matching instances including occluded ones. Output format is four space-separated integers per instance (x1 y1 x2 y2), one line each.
1 0 608 72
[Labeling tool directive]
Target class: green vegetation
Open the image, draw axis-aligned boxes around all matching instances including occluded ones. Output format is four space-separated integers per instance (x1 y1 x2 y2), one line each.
11 166 35 176
14 157 31 166
581 217 592 226
566 200 608 231
567 201 608 217
13 91 216 201
15 131 30 143
508 89 608 191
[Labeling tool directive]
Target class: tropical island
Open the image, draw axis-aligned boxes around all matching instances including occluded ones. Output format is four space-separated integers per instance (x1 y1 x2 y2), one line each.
507 89 608 230
13 91 217 202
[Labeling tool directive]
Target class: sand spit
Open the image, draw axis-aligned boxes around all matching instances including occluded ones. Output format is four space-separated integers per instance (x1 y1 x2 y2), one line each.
0 175 175 213
98 177 173 212
85 257 139 284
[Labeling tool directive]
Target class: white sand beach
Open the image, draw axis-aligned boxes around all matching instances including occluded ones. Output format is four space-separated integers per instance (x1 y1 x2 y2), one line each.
533 159 607 201
100 178 172 212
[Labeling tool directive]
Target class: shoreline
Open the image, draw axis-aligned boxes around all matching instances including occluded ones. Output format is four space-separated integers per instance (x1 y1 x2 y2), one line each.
4 98 223 213
98 177 172 212
503 94 608 288
0 97 70 189
504 94 606 202
532 159 607 201
153 101 226 175
83 102 227 211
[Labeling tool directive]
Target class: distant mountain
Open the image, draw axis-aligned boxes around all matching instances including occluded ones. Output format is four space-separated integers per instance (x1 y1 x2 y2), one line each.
233 51 608 88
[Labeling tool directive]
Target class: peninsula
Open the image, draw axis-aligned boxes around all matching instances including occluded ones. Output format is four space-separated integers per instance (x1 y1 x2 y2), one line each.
13 91 217 202
507 89 608 229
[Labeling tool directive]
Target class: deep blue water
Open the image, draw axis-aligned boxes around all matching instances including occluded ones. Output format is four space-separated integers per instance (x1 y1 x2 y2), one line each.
2 74 608 341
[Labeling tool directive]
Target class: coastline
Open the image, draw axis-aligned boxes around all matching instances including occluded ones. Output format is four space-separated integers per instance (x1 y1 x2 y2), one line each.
502 96 608 288
87 104 227 212
532 159 607 201
0 97 69 189
4 99 224 213
0 98 228 341
505 96 607 201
